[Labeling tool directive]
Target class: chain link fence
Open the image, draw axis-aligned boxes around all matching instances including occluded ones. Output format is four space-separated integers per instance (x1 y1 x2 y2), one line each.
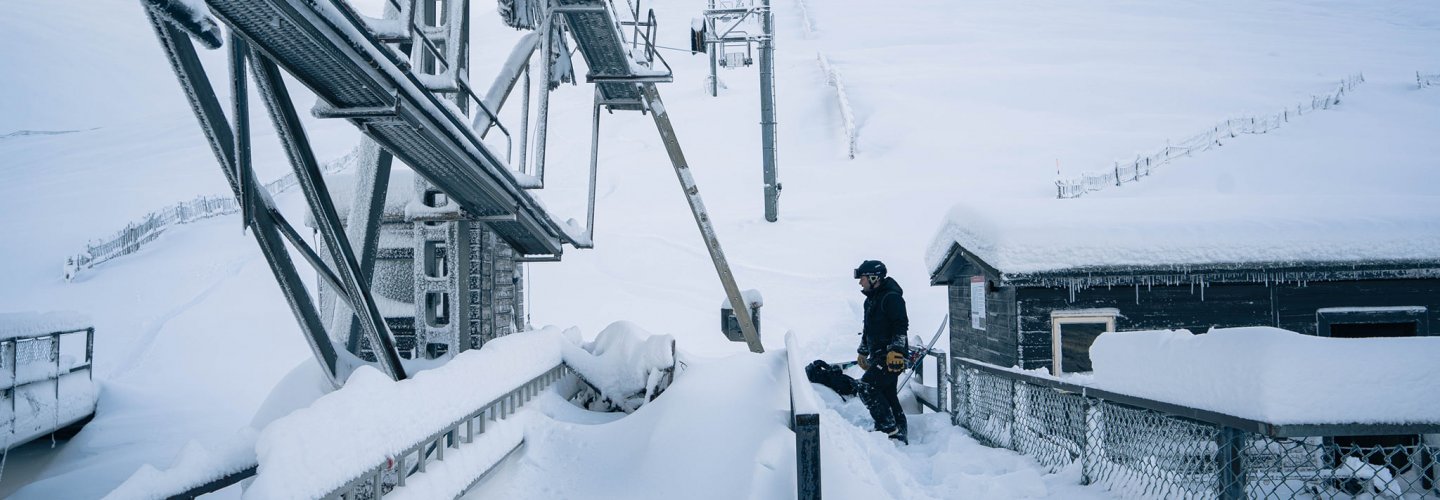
1056 73 1365 199
953 357 1440 499
64 147 361 281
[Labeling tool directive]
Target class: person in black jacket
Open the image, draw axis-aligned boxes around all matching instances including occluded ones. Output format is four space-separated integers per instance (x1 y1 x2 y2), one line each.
853 260 909 444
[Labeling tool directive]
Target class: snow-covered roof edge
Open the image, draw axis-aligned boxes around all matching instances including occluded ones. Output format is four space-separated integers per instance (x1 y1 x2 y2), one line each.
931 237 1440 286
926 196 1440 282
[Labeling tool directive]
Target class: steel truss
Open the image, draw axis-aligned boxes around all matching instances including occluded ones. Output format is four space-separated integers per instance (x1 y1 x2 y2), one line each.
144 0 764 386
144 4 407 384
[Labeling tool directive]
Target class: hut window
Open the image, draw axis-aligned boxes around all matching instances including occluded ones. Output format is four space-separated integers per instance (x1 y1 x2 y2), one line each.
1316 306 1427 339
1050 308 1119 375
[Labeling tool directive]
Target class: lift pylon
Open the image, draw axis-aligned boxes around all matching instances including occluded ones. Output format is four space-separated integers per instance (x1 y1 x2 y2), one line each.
547 0 764 351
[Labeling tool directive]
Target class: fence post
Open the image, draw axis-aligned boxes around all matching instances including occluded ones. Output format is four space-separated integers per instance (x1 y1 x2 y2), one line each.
1113 162 1121 187
1009 380 1021 450
10 340 18 435
936 354 948 414
1216 426 1246 500
965 368 975 429
1081 398 1099 485
795 413 821 500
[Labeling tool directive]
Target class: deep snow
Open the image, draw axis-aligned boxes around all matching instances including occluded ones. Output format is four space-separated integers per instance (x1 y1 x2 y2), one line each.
2 0 1439 498
1088 327 1440 425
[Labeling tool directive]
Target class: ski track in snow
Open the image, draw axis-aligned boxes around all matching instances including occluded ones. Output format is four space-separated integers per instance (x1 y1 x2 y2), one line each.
106 255 248 382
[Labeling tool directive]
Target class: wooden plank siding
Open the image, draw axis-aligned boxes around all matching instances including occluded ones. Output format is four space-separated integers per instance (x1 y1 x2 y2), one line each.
935 243 1440 372
1011 279 1440 370
1274 279 1440 336
949 276 1019 368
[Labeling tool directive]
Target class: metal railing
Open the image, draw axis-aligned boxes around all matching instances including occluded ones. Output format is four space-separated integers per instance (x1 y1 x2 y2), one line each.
1056 73 1365 199
785 331 823 500
905 348 947 414
322 363 571 499
952 357 1440 499
3 327 96 447
816 52 857 160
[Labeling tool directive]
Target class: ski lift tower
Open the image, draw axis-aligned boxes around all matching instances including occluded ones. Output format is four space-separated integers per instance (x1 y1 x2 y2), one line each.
139 0 764 388
692 0 780 222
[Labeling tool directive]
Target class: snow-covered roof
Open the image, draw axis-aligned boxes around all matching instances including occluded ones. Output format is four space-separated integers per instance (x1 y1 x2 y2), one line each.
1089 327 1440 426
927 193 1440 279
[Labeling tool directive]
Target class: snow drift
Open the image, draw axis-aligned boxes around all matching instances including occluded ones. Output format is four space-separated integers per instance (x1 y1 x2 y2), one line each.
1088 326 1440 425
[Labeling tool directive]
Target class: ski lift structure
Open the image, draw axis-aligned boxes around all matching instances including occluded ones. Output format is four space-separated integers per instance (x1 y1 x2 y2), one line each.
690 0 781 223
140 0 764 391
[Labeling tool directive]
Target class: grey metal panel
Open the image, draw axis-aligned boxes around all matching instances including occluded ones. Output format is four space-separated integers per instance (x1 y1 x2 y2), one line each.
203 0 566 256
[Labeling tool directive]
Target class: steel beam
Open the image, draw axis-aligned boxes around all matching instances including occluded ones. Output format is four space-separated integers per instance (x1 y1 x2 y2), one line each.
533 11 554 187
640 83 762 352
144 9 342 386
250 54 408 381
758 0 779 222
338 141 394 354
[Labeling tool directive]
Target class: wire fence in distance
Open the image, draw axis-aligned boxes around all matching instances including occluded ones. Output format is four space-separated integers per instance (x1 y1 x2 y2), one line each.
1420 71 1440 89
816 52 858 160
63 147 361 281
1055 73 1366 199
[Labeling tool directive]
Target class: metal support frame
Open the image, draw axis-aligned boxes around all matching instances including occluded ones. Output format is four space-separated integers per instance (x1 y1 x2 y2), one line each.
757 0 779 222
336 141 394 354
699 0 779 221
640 83 762 352
251 53 408 380
583 87 603 245
533 7 555 187
408 0 475 358
144 6 407 384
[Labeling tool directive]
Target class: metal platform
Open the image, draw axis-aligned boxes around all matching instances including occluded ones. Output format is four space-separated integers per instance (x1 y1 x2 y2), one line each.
203 0 571 257
557 0 672 110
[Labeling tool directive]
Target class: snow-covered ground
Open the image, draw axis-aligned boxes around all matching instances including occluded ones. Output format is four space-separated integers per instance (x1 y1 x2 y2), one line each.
2 0 1439 497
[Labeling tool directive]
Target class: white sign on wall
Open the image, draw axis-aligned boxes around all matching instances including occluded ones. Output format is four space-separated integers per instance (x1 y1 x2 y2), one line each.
970 276 986 330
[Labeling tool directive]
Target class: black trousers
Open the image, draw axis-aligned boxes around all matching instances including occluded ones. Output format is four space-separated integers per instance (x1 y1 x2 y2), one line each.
859 366 906 434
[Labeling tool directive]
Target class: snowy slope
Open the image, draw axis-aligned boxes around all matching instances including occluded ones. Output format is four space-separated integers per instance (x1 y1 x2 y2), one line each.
3 0 1440 498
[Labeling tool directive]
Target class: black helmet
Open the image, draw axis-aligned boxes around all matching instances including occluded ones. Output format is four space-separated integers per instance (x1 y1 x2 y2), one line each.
853 260 887 279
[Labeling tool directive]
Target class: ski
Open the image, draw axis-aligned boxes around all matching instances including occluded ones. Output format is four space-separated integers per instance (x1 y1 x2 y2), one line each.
900 314 949 389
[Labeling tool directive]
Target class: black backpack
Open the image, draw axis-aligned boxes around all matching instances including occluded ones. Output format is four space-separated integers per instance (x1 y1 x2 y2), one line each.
805 360 858 397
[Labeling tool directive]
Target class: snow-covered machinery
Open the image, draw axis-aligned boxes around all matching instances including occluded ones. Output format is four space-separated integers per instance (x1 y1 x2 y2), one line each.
0 312 97 449
140 0 762 391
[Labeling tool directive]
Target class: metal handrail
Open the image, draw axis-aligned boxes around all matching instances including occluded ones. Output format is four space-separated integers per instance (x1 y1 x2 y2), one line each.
321 363 572 499
379 0 518 164
784 332 821 500
3 328 94 393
